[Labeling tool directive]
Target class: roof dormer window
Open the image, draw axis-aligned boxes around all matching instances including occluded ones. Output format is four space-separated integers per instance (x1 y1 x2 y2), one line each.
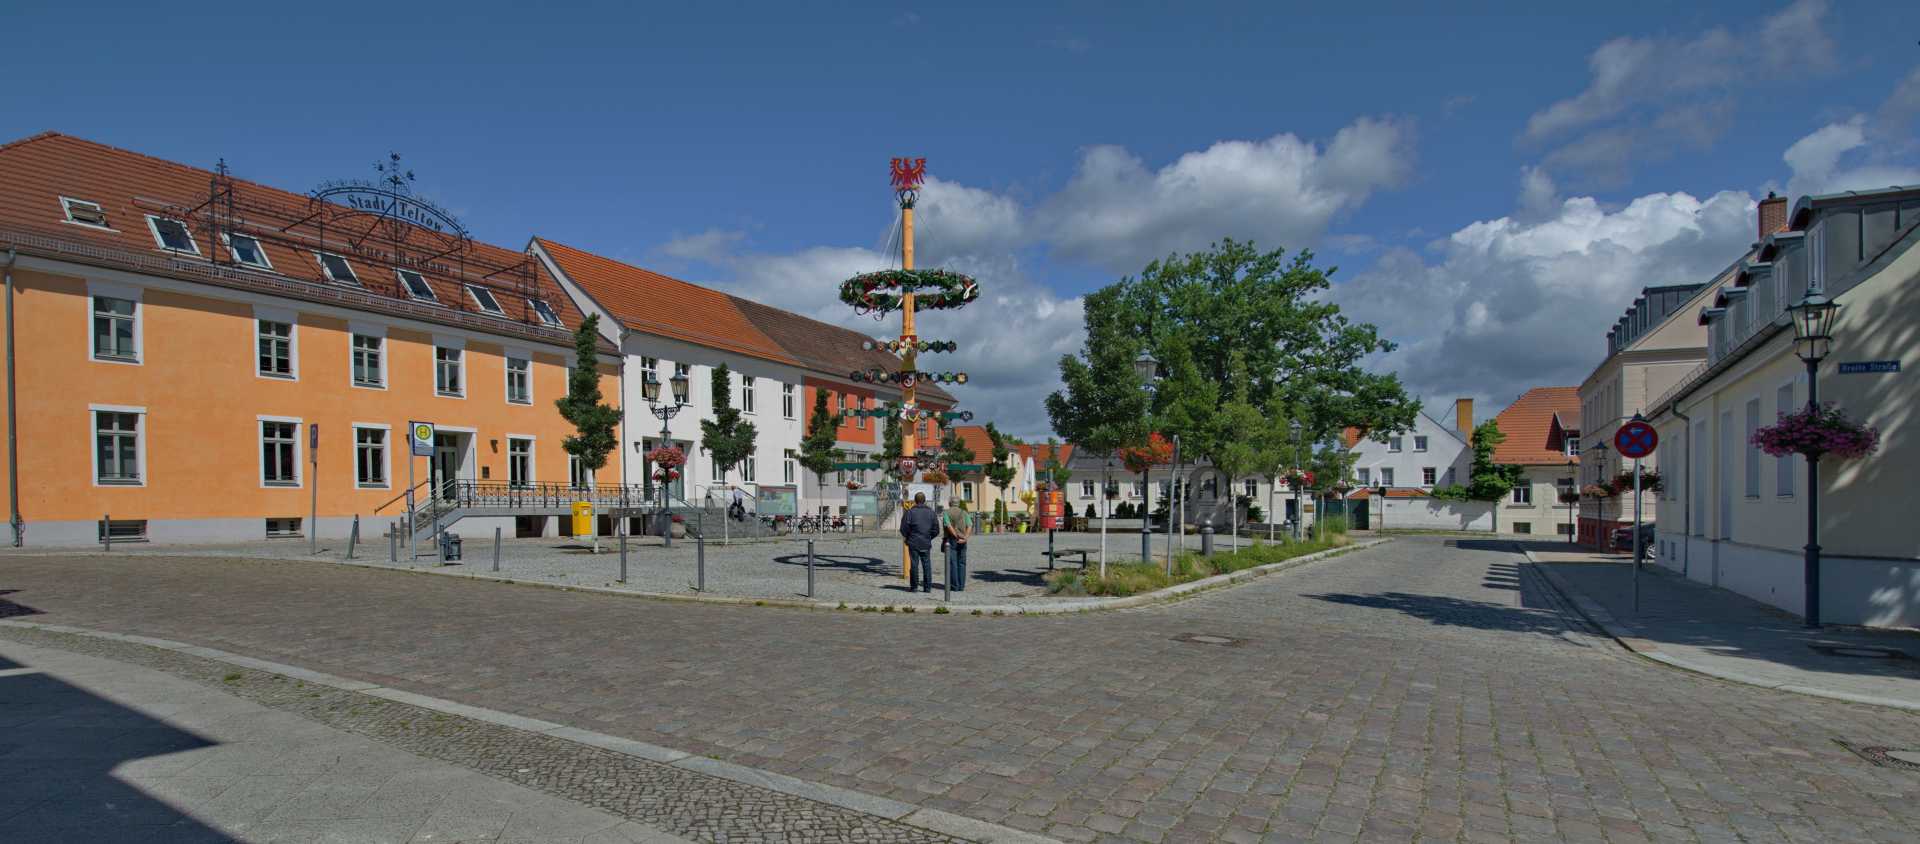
225 233 272 270
61 197 110 229
397 270 436 302
465 284 505 316
316 252 360 286
146 216 199 254
529 298 563 327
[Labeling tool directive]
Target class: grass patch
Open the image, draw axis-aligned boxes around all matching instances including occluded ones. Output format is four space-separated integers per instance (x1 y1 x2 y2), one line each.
1045 534 1352 597
222 672 243 684
934 605 950 614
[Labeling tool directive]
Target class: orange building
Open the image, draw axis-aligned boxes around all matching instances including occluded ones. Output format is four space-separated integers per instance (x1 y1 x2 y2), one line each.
0 133 621 545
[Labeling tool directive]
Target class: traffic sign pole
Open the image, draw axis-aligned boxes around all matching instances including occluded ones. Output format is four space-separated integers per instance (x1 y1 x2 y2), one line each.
1613 416 1657 617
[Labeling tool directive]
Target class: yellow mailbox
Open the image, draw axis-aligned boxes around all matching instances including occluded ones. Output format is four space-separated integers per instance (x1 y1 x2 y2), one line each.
571 501 594 536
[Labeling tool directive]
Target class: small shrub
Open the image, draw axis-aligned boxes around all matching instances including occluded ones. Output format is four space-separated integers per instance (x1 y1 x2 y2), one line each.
934 606 950 614
902 606 916 613
881 605 894 613
837 601 848 610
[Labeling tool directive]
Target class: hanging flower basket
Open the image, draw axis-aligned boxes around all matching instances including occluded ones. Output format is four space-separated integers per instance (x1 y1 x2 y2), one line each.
1282 470 1315 490
646 446 686 469
1581 483 1615 498
923 470 950 484
1752 403 1880 460
845 481 863 490
1557 490 1582 504
652 469 680 483
1609 470 1663 495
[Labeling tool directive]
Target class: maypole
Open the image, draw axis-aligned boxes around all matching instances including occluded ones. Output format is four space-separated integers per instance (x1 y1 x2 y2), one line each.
839 158 981 583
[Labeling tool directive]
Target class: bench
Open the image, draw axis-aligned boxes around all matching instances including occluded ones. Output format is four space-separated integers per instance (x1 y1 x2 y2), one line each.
1042 549 1092 570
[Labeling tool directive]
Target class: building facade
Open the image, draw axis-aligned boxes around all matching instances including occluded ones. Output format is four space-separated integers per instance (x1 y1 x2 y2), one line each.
1487 387 1582 539
1346 400 1474 497
0 133 620 545
1648 185 1920 627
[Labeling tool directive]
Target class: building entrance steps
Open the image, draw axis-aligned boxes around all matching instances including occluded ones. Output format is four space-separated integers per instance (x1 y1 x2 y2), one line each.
1519 540 1920 711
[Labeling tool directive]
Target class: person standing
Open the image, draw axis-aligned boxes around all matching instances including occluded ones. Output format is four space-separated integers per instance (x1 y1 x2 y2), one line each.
943 500 971 591
899 492 939 593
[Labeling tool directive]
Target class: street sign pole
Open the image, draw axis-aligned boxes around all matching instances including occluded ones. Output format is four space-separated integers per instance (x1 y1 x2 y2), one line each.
1612 416 1657 617
309 423 319 555
1633 458 1642 615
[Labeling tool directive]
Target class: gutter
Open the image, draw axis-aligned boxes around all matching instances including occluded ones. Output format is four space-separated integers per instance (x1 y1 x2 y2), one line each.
4 247 18 545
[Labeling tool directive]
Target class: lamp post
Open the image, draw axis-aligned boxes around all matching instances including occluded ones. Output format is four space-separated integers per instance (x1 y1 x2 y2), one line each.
1132 350 1168 569
1788 291 1838 627
1586 439 1609 550
644 368 690 547
1373 483 1388 532
1564 451 1578 545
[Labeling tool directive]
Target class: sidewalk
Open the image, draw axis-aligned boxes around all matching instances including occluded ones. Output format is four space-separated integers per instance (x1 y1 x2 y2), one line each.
0 636 686 843
1518 541 1920 711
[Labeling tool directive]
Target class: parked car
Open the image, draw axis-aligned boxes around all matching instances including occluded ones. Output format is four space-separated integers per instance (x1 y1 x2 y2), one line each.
1610 522 1655 555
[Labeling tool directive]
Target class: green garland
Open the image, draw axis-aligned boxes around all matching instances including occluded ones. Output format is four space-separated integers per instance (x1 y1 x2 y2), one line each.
840 269 980 315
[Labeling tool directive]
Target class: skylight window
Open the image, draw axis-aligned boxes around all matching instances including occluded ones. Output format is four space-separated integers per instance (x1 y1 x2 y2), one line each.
465 285 505 316
529 298 563 327
61 197 110 228
317 252 360 285
226 233 272 270
397 270 436 302
147 216 199 254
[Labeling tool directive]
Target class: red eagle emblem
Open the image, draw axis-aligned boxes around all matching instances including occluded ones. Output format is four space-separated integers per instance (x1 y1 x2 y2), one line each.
890 157 927 190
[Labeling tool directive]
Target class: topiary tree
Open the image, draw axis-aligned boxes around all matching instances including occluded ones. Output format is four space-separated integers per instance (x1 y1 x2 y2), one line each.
984 423 1016 513
556 314 619 489
699 363 757 485
797 389 842 492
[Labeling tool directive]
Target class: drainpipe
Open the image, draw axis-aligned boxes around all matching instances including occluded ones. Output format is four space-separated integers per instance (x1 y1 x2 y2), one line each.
5 248 19 546
1672 405 1692 579
616 329 629 488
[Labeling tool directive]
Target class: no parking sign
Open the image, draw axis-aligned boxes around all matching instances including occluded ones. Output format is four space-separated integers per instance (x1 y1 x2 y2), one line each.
1614 419 1658 459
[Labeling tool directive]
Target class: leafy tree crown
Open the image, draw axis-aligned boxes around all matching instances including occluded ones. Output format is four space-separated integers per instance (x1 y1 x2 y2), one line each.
556 314 620 473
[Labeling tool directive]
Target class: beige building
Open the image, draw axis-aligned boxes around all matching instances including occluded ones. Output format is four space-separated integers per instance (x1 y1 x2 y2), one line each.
1647 184 1920 627
1489 387 1583 539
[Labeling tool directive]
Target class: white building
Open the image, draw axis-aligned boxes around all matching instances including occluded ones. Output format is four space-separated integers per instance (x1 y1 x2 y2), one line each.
1346 399 1474 496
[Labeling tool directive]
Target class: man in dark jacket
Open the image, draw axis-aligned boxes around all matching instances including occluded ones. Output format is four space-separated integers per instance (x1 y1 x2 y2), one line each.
899 492 939 593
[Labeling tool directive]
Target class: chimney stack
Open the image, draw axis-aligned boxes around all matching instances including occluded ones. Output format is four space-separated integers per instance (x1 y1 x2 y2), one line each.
1758 191 1788 242
1454 398 1474 441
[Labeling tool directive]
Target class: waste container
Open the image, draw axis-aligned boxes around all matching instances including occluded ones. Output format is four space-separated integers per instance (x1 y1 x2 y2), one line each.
571 501 594 537
439 532 462 561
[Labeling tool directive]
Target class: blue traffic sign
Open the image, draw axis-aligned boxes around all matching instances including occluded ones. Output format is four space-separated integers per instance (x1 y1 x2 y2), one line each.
1614 420 1658 459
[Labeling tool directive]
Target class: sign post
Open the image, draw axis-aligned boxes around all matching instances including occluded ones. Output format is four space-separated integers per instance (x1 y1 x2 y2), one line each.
309 423 320 554
408 421 434 558
1614 417 1659 615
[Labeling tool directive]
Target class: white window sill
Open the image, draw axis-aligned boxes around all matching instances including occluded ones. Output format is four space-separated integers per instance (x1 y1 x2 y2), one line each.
437 391 466 399
91 355 142 366
358 482 390 490
353 380 387 391
257 372 297 381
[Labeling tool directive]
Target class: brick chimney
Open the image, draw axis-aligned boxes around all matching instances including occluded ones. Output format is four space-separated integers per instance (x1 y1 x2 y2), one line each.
1454 398 1474 441
1758 191 1788 242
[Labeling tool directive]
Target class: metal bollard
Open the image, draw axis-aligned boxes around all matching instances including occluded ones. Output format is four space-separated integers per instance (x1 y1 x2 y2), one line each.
619 520 629 583
389 525 398 563
942 544 951 603
493 526 503 573
1200 518 1215 557
102 513 111 552
1141 524 1152 563
696 531 706 592
347 516 360 560
806 539 815 598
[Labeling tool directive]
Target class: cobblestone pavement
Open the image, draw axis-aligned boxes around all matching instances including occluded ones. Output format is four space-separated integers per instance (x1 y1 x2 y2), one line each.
6 537 1920 842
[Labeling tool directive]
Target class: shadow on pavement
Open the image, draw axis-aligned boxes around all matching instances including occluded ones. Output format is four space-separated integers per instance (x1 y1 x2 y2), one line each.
970 568 1050 587
771 553 895 575
1303 590 1586 640
0 589 43 619
0 638 234 841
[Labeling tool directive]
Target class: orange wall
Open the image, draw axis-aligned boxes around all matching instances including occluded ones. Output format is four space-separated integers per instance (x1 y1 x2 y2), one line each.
0 266 621 526
800 377 947 450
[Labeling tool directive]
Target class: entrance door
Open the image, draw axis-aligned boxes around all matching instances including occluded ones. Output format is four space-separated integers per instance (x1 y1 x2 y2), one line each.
434 433 460 500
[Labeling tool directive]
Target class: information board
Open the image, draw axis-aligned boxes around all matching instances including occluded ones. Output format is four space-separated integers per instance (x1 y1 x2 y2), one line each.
847 490 879 518
756 485 798 517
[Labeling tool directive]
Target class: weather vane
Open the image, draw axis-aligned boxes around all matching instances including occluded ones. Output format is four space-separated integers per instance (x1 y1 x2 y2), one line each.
375 152 415 195
890 157 926 207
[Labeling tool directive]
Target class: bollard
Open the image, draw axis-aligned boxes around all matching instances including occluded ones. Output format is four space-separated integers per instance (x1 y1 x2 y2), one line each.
1047 529 1056 570
696 531 706 592
1200 517 1215 557
102 512 111 552
942 544 952 603
1141 524 1152 563
806 539 815 598
619 519 629 583
493 526 503 573
346 516 360 560
389 524 398 562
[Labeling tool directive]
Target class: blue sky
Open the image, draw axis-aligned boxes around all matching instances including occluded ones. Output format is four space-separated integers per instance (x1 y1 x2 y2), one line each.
5 0 1917 437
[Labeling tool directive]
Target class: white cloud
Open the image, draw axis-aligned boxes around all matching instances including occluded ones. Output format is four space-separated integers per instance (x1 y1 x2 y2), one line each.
1039 116 1414 273
1782 66 1920 197
658 228 746 263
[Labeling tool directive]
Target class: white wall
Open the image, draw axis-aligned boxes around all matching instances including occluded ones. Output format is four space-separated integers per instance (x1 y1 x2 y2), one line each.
618 333 805 508
1373 497 1494 531
1348 411 1471 492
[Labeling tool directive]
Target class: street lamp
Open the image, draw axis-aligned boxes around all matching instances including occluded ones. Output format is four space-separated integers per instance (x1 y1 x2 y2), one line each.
1132 350 1171 569
645 368 691 546
1586 439 1609 550
1788 291 1839 627
1373 483 1388 532
1564 449 1579 546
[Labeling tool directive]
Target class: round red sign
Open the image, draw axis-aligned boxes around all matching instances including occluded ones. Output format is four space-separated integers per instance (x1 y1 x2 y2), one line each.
1614 420 1659 459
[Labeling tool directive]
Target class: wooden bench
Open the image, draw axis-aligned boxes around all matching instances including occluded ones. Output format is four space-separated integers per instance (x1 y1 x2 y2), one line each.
1042 549 1092 570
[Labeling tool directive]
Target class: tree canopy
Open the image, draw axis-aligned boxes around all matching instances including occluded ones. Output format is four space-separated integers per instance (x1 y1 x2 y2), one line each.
556 314 620 475
797 388 841 486
984 423 1017 493
698 363 756 480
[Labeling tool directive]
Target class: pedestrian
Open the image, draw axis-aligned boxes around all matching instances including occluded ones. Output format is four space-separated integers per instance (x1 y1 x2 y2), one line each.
899 492 939 593
943 499 970 591
729 486 746 522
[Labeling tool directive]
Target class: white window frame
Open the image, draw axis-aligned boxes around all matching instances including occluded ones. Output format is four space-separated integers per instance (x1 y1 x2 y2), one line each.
1422 467 1437 486
258 415 303 489
505 353 533 405
507 435 536 488
783 449 797 484
962 481 975 501
1388 436 1403 453
350 331 386 390
1356 467 1371 485
315 252 362 286
1243 479 1257 498
465 284 506 316
254 311 298 381
60 196 114 230
353 423 392 490
741 375 757 414
1081 480 1095 498
1380 468 1395 486
710 451 725 483
144 215 199 255
742 454 756 483
855 395 867 429
397 269 436 302
782 383 796 420
89 404 147 488
1413 436 1428 453
1511 485 1532 505
434 339 466 398
528 298 563 327
224 232 274 270
87 282 143 365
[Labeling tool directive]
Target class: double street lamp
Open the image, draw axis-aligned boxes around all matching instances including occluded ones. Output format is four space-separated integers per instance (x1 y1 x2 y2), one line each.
642 368 691 546
1133 351 1182 572
1788 291 1839 627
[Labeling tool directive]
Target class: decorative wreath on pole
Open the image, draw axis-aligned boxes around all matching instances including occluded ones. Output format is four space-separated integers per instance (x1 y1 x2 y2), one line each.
839 269 980 316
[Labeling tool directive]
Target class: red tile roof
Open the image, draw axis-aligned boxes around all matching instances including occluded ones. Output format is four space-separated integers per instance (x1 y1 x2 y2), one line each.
535 239 797 366
950 425 999 461
1490 387 1582 465
728 296 956 405
1018 443 1073 466
0 132 586 344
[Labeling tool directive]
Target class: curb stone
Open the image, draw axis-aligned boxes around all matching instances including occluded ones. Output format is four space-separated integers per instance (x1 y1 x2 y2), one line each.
1515 543 1920 713
0 618 1059 844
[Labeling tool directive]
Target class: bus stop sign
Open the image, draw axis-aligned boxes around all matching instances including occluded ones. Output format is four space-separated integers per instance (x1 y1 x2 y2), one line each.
1614 420 1658 459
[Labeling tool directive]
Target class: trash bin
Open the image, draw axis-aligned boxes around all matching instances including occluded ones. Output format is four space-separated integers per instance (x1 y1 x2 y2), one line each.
439 532 462 561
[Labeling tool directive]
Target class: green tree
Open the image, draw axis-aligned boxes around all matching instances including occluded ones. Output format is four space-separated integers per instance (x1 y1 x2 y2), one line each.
1434 420 1526 533
556 314 620 482
1041 438 1072 487
797 388 842 489
698 363 757 484
1208 351 1265 550
879 410 907 481
984 423 1016 510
